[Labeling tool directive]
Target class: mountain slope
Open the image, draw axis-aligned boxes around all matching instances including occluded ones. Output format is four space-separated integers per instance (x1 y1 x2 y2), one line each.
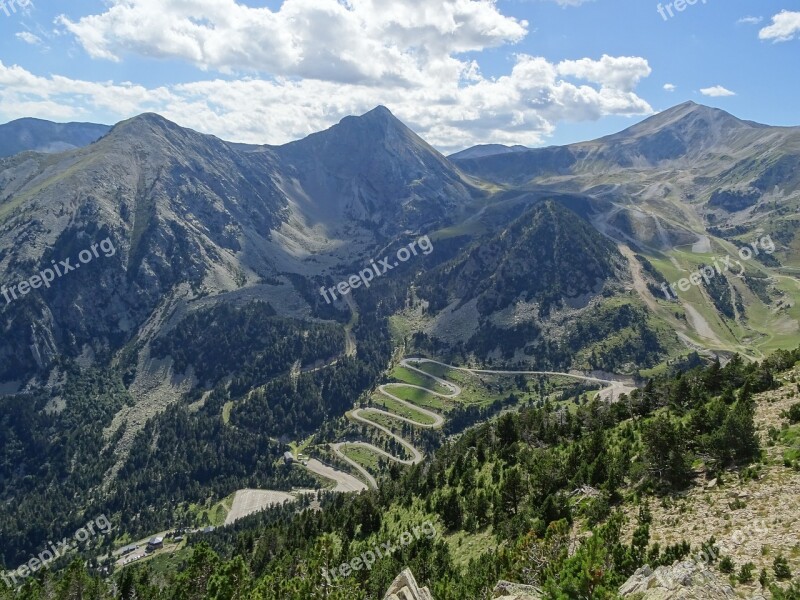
0 113 288 384
421 200 625 317
450 102 800 359
5 347 798 600
0 117 110 157
452 102 800 217
0 107 481 386
448 143 530 160
272 106 478 235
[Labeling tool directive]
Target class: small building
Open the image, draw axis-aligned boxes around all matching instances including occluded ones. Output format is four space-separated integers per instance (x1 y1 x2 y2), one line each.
284 451 295 465
202 526 216 534
146 537 164 552
120 545 138 556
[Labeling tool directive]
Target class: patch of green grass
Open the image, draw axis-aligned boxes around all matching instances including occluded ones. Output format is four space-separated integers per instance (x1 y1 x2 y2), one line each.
380 385 450 411
133 544 190 577
289 435 314 458
374 500 441 541
780 425 800 464
644 245 800 358
340 445 384 474
444 528 498 569
222 401 233 425
389 366 451 394
360 410 406 431
388 315 415 346
367 397 437 425
188 493 234 527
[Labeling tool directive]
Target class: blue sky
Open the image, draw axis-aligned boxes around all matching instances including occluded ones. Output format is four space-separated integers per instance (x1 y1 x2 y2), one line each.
0 0 798 151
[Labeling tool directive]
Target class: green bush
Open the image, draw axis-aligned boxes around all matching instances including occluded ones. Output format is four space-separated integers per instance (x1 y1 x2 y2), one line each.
775 555 793 580
739 562 755 584
720 556 735 574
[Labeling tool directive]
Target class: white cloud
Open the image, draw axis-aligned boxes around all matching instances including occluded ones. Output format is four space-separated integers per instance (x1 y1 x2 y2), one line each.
759 10 800 42
700 85 736 97
0 52 653 152
663 83 676 92
557 54 652 93
57 0 528 86
15 32 43 45
737 16 763 25
0 0 656 152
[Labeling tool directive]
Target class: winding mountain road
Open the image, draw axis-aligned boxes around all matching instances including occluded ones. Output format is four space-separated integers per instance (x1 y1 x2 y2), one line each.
332 357 634 489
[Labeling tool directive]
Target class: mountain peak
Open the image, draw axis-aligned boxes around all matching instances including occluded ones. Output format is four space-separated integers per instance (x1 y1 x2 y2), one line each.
365 105 394 118
284 105 426 154
111 112 180 133
599 101 754 152
646 101 748 129
337 105 408 133
104 113 220 149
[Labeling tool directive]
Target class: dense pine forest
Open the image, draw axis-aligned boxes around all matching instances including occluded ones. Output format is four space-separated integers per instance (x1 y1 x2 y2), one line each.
3 347 800 599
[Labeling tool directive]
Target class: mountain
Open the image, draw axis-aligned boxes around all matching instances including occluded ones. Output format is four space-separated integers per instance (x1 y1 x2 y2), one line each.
0 117 110 157
3 101 798 391
0 112 287 384
452 102 800 217
0 106 475 385
271 106 477 235
430 201 624 315
448 143 530 160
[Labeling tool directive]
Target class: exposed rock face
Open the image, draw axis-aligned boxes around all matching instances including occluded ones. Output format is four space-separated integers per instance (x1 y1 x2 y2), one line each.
492 580 544 599
618 561 758 599
383 569 434 600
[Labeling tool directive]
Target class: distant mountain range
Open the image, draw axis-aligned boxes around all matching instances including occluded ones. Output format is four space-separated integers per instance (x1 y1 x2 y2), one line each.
0 118 110 158
447 143 530 160
452 101 800 246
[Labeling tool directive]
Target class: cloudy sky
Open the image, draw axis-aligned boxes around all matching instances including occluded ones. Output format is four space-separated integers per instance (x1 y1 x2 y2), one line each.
0 0 798 152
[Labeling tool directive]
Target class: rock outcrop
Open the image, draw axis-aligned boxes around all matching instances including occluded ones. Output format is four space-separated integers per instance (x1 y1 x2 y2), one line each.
383 569 434 600
618 560 764 600
384 563 768 600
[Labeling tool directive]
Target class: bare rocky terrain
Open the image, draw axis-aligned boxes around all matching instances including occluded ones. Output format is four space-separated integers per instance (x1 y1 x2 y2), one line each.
622 365 800 598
